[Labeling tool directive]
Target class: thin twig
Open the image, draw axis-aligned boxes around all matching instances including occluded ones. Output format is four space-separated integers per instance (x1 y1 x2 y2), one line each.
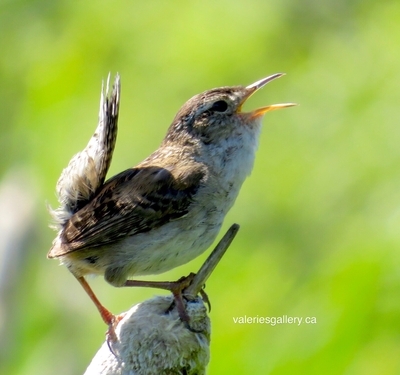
184 223 240 298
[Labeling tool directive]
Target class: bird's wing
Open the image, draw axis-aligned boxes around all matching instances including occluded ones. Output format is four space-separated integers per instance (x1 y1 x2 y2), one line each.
48 164 205 257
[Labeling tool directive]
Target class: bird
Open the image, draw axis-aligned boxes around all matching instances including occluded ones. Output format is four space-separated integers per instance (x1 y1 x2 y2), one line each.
48 73 295 328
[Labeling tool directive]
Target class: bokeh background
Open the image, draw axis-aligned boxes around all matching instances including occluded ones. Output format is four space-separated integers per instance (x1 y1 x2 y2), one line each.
1 1 400 374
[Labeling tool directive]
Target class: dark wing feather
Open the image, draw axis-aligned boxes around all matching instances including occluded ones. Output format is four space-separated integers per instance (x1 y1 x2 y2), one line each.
50 165 204 257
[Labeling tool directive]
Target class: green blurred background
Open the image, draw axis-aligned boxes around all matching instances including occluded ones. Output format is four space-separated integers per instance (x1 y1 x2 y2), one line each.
1 0 400 374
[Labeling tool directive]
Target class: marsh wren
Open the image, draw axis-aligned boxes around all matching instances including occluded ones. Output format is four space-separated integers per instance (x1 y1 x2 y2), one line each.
48 73 295 327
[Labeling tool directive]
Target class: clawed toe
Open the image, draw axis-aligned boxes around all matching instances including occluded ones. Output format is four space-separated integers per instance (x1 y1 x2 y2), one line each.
168 273 211 322
105 313 125 354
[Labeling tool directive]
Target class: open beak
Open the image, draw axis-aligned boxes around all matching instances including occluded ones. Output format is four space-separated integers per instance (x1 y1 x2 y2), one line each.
239 73 296 119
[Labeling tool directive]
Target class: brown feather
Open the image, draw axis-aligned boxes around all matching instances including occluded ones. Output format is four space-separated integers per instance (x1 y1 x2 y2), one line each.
49 163 205 257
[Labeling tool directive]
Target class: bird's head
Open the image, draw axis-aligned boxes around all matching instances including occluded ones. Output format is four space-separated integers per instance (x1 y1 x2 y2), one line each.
165 73 296 146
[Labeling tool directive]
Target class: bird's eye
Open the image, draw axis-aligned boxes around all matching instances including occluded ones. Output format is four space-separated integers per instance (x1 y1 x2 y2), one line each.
210 100 228 112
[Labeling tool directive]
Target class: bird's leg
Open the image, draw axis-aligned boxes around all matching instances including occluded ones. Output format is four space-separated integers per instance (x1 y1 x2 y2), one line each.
76 276 115 325
75 275 124 345
124 273 197 322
